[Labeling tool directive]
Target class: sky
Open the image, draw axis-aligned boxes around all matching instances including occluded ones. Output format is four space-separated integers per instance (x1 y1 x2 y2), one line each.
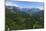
6 0 44 2
6 0 44 10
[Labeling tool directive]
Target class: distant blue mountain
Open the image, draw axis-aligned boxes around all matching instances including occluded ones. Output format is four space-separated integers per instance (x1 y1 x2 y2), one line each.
6 6 44 15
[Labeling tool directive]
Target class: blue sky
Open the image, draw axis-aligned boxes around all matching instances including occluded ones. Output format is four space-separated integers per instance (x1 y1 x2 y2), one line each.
6 1 44 10
6 0 43 2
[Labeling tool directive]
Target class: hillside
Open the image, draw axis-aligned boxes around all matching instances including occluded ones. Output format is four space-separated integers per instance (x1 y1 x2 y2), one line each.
5 6 44 30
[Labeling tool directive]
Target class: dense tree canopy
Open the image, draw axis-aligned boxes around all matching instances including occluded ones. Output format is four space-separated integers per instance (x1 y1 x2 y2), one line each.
5 7 44 30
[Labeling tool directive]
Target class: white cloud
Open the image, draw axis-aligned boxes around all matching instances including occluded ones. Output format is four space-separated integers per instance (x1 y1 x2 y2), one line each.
39 8 43 10
36 6 44 10
14 4 19 7
6 1 19 7
6 1 12 6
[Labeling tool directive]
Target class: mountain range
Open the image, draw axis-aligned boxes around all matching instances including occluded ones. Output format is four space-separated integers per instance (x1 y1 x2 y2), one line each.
5 6 44 15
